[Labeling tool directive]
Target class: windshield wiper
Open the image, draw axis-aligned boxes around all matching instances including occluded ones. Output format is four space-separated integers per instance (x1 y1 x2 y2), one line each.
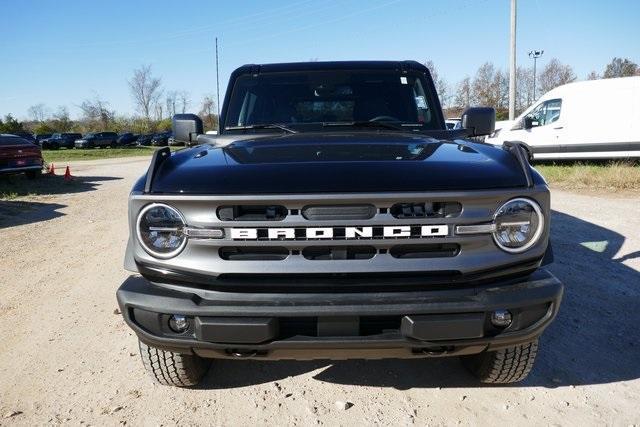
225 124 297 134
322 121 415 131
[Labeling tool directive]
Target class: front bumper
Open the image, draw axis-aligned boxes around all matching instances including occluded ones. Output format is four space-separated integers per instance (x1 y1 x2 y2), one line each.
116 269 563 360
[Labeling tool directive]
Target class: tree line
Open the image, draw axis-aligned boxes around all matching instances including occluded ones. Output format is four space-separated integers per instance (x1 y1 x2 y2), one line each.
0 65 219 136
1 57 638 135
433 56 639 120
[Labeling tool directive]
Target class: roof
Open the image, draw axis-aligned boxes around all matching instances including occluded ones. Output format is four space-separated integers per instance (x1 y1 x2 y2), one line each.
233 60 429 75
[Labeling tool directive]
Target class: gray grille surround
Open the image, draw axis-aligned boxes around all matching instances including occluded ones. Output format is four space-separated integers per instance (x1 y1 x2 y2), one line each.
127 188 550 277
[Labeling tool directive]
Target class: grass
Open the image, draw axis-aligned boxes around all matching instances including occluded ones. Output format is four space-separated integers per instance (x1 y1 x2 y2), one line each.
534 161 640 191
42 146 159 163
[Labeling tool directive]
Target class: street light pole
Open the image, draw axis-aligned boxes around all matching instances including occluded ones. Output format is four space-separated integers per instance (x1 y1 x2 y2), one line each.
508 0 517 120
528 50 544 101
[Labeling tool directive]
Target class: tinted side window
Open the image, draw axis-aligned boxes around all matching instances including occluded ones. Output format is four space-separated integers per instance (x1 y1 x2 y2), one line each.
0 136 30 146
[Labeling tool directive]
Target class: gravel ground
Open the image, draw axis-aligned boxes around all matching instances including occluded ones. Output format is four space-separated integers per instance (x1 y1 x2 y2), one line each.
1 158 639 426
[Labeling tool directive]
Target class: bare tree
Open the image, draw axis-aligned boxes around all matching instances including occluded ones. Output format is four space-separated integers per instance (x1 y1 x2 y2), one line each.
165 91 178 118
424 60 449 108
453 76 472 110
78 95 115 130
538 58 576 94
603 57 639 78
51 106 73 132
199 95 218 130
128 65 163 121
516 66 535 113
471 63 506 109
586 71 600 80
178 91 191 113
27 103 49 122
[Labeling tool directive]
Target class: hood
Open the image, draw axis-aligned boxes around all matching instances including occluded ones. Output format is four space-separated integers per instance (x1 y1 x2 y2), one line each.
148 132 528 194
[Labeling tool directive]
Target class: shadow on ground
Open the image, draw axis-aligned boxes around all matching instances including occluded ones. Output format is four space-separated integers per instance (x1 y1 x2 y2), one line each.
0 173 122 199
195 209 640 390
0 200 67 228
0 174 122 228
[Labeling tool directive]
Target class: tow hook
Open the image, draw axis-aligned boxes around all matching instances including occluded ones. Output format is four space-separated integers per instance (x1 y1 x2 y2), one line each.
226 349 259 358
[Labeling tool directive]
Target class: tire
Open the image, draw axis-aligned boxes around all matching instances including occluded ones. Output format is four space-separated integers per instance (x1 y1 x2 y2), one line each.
461 340 538 384
138 340 210 387
25 169 42 179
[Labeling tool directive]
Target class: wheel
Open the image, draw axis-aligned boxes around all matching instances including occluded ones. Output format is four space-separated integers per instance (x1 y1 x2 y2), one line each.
25 169 42 179
461 340 538 383
51 142 59 150
138 340 210 387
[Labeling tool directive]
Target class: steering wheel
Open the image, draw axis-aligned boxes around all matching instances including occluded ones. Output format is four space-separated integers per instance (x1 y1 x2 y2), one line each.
369 115 400 122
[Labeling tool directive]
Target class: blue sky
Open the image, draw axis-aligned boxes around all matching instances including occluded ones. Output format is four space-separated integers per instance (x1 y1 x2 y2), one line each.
1 0 639 119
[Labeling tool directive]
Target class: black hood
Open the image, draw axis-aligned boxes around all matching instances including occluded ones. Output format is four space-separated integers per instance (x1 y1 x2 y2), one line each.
147 132 529 194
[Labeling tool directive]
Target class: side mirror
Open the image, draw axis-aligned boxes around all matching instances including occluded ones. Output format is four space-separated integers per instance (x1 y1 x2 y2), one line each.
461 107 495 137
523 116 539 129
172 113 203 144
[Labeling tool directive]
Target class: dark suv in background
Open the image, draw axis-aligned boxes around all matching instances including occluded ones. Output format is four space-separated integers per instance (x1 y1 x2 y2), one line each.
150 131 171 146
41 133 82 149
117 133 139 146
75 132 118 148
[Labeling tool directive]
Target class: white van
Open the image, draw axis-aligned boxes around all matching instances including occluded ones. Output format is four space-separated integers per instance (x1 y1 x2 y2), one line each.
485 76 640 159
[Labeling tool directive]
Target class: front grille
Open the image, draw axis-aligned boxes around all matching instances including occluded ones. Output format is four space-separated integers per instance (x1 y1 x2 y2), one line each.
133 188 548 289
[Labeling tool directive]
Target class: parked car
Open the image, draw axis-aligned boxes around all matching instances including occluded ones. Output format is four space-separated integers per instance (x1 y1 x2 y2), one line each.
150 131 171 146
41 133 83 149
12 132 37 144
75 132 119 148
136 134 154 146
485 76 640 159
117 133 139 146
167 136 183 147
0 134 43 178
34 133 52 146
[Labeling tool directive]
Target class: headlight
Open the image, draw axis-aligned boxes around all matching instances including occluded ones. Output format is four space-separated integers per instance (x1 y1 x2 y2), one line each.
493 198 544 253
136 203 187 258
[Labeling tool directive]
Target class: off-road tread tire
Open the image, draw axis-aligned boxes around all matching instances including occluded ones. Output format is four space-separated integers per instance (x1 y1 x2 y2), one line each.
138 340 210 387
462 340 538 383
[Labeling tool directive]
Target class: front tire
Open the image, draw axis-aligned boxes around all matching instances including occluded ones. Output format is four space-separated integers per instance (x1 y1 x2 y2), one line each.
138 340 211 387
461 340 538 383
25 169 42 179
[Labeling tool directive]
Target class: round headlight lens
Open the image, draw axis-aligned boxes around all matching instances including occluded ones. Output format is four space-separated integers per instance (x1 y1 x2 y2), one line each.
136 204 187 258
493 198 544 253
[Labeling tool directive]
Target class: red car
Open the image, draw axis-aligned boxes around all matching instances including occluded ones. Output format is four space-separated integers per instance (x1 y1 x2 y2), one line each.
0 134 44 178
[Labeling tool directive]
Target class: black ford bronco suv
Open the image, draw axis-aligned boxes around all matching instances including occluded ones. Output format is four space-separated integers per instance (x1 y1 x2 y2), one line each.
117 61 563 387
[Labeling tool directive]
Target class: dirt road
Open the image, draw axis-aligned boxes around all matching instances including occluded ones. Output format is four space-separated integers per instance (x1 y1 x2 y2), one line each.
1 157 639 426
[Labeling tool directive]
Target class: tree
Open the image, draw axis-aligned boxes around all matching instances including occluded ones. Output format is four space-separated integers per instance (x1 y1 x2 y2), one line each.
453 76 472 109
424 60 449 108
603 57 639 78
0 114 26 133
165 91 178 118
78 95 115 130
51 106 74 132
27 104 49 122
128 65 163 121
199 95 218 130
471 63 507 110
538 58 576 94
516 66 535 113
586 71 600 80
178 91 191 114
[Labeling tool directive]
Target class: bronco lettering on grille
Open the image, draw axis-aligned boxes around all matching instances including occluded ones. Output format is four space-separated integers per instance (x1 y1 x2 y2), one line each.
230 225 449 240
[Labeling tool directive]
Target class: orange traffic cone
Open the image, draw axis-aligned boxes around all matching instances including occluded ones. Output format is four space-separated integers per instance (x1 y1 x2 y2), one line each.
63 166 73 181
48 163 55 175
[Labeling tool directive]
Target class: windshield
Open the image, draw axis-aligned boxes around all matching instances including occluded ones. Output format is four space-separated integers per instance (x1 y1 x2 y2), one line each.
224 70 440 131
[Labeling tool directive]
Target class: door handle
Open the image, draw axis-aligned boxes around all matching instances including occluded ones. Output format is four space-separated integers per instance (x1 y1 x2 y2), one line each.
553 126 564 129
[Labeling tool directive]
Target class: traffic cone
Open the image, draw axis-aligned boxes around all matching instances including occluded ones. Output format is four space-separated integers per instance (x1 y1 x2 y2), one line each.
63 166 73 181
48 163 55 175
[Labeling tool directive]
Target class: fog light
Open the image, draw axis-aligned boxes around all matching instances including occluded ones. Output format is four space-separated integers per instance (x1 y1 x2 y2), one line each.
491 310 512 328
169 315 190 333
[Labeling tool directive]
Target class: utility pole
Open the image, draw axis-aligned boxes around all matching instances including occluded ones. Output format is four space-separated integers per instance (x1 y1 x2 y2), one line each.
215 37 220 131
508 0 517 120
528 50 544 101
